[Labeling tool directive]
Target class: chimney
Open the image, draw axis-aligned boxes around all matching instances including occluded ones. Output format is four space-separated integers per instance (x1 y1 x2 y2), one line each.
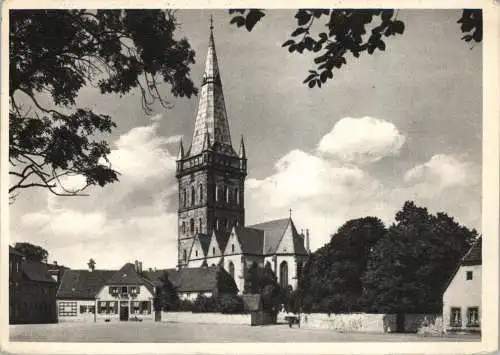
138 261 143 273
53 261 58 266
134 260 139 272
306 229 310 253
148 268 152 272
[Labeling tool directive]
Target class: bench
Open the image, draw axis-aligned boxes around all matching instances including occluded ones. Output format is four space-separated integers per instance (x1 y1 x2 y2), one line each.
285 315 300 328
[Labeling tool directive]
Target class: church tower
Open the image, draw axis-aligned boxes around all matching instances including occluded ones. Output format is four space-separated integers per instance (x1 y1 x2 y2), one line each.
176 20 247 268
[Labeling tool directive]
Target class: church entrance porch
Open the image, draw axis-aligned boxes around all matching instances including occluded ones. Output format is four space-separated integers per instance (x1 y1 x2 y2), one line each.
119 301 129 321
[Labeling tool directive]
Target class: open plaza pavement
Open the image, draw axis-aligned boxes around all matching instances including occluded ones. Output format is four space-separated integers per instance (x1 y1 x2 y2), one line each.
10 322 481 343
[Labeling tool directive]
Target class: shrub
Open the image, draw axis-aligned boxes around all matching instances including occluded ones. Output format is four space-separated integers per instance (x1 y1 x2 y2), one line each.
218 294 246 314
177 299 194 312
192 295 218 313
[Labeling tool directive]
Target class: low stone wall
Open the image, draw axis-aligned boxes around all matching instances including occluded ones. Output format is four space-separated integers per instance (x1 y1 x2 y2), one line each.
298 313 396 333
405 314 443 334
161 311 250 325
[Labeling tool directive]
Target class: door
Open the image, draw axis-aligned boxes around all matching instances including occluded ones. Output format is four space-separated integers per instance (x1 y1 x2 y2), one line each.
396 313 405 333
120 302 129 321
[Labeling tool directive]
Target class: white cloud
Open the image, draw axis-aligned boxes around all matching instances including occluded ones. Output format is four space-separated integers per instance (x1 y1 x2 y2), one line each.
12 117 180 269
404 154 476 188
317 117 406 164
246 146 479 251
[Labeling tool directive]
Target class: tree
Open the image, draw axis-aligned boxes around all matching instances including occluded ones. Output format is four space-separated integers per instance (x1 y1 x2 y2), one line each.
9 10 197 200
297 217 386 313
158 271 180 311
228 9 482 88
216 266 239 296
14 242 48 263
361 201 478 313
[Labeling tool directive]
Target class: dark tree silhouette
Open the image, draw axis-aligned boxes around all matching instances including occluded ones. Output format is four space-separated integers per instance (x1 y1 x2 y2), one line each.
228 9 482 88
14 242 49 263
9 10 197 200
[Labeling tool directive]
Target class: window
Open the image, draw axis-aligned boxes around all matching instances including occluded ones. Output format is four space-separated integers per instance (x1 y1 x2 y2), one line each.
98 301 118 314
235 188 240 205
199 218 203 232
131 301 151 315
213 247 216 255
195 250 198 257
88 306 95 314
80 305 87 313
58 301 77 317
191 186 196 205
450 307 462 327
215 185 220 202
183 189 187 207
121 286 128 296
199 184 203 203
183 249 187 262
190 218 195 233
182 222 186 234
215 218 219 230
466 271 473 280
228 261 235 279
467 307 479 327
279 261 289 289
232 243 235 253
225 186 229 203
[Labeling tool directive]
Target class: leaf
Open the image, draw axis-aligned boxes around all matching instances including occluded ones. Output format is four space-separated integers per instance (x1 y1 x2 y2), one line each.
381 9 394 22
303 74 316 83
282 39 295 47
295 10 312 26
245 9 265 31
391 20 405 34
291 27 307 37
308 80 315 88
230 16 245 27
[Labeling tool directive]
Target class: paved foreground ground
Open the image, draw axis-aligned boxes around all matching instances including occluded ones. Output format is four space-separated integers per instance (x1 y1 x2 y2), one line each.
10 322 481 343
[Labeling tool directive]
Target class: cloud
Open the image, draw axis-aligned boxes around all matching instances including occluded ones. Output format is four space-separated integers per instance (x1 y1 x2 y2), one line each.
246 134 479 251
404 154 477 188
11 117 180 269
317 117 406 164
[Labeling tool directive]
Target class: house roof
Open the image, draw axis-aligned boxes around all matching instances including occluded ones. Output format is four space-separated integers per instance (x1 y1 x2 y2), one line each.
235 227 264 254
9 246 25 257
462 237 482 266
107 263 145 285
21 260 57 283
144 266 220 293
57 270 115 299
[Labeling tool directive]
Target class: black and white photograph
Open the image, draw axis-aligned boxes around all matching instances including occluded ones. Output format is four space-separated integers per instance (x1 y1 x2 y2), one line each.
2 2 499 353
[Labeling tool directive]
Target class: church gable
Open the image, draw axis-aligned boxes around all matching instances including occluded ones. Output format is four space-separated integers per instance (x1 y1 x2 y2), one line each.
275 222 295 254
207 231 222 258
189 234 209 261
224 227 242 255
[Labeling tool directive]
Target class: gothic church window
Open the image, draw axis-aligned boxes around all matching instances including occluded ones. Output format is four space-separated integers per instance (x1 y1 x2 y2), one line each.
229 261 235 279
235 188 240 205
215 185 220 202
182 222 186 233
199 184 203 203
225 186 229 203
191 186 195 206
190 219 194 234
279 261 288 289
199 218 203 232
183 189 187 207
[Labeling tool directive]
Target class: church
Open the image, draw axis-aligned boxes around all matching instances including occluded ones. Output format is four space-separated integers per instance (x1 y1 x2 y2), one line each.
175 22 310 293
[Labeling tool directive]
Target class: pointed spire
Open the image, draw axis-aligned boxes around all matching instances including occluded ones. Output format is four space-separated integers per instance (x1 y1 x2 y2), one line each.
188 17 233 157
177 139 184 160
202 130 211 151
238 135 246 159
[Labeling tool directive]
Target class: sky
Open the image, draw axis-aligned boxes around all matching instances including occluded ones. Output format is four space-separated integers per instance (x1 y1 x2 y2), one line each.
9 9 482 270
